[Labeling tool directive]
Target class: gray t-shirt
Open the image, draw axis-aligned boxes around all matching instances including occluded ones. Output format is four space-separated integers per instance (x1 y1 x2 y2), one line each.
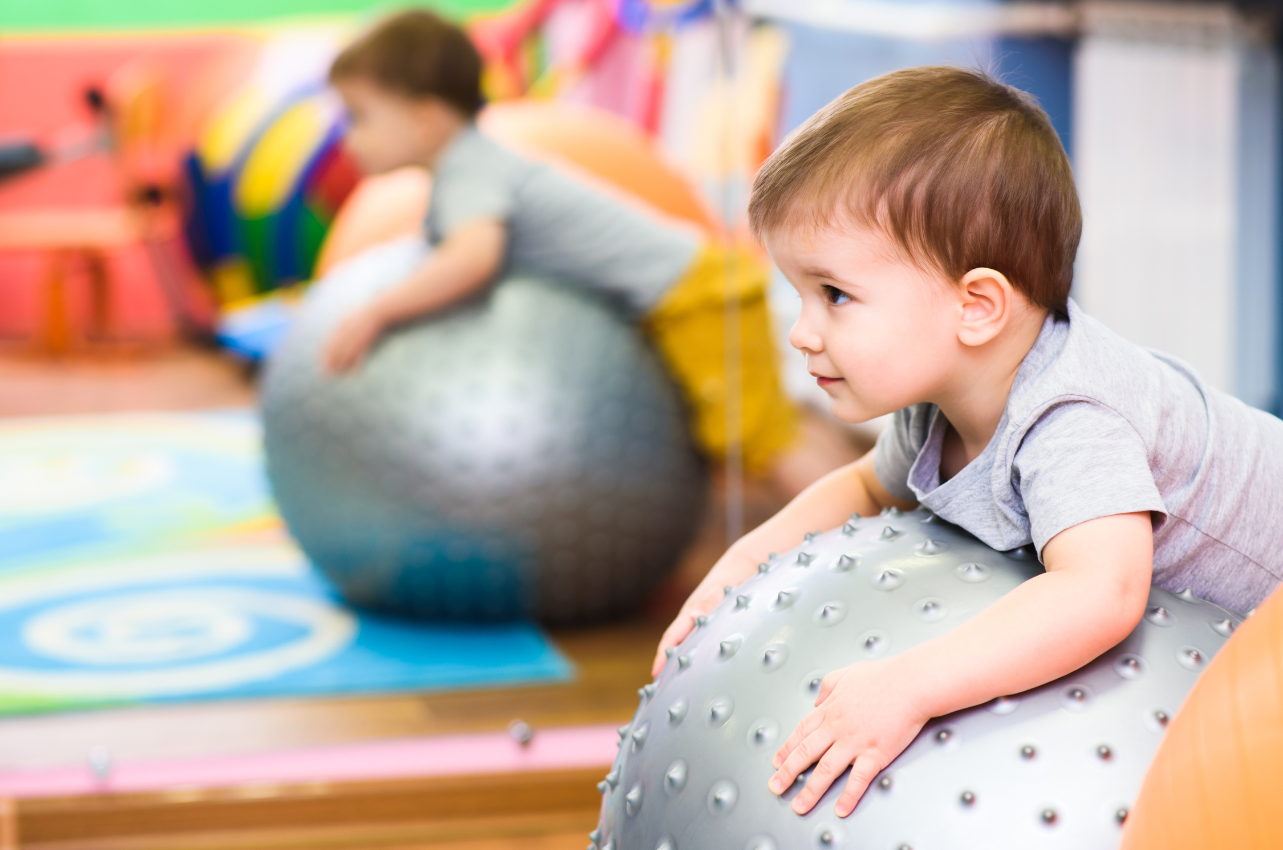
425 124 701 314
874 299 1283 613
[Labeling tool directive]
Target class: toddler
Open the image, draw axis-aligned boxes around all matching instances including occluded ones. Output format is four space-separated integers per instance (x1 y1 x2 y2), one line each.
320 9 848 489
654 66 1283 817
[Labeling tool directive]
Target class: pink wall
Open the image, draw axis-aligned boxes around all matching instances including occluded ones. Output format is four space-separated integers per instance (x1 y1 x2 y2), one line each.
0 33 254 342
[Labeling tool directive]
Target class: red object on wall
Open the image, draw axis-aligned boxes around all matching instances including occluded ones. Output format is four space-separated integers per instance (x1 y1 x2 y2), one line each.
0 33 256 346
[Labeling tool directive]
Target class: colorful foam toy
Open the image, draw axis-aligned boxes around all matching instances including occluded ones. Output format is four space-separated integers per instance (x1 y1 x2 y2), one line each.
185 81 360 305
1120 585 1283 849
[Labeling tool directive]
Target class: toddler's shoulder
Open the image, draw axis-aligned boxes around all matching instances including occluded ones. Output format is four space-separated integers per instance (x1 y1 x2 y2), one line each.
438 127 533 181
1006 301 1195 430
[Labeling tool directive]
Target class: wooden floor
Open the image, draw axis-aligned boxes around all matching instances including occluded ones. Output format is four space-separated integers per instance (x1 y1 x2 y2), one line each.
0 346 791 849
0 347 257 418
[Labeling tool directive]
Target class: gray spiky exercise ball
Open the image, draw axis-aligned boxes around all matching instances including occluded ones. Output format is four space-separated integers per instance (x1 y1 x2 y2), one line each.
260 238 707 623
595 509 1244 850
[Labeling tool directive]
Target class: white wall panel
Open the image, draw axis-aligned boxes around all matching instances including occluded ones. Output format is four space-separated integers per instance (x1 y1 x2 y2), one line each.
1235 40 1279 411
1074 3 1278 409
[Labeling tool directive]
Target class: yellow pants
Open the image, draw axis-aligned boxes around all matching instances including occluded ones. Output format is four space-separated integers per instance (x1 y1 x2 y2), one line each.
642 245 799 474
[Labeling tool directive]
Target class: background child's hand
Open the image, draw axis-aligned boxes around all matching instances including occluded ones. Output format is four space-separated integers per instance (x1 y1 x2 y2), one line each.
322 308 386 375
770 658 929 817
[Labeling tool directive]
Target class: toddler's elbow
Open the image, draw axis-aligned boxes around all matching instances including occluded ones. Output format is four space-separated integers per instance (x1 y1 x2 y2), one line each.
1105 570 1150 642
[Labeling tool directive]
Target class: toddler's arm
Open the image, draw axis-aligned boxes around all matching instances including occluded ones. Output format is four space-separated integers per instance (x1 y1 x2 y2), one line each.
650 451 916 676
322 218 506 374
771 511 1153 817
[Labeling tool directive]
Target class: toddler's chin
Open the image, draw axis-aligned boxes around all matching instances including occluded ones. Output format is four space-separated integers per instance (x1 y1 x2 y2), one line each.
827 393 891 426
827 398 872 425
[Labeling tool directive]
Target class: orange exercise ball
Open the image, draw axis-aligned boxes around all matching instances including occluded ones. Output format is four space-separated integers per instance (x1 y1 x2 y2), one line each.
313 167 431 278
1120 585 1283 849
478 100 718 234
315 99 716 276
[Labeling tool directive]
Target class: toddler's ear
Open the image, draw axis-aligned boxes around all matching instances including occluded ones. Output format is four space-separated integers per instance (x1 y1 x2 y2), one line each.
956 267 1013 347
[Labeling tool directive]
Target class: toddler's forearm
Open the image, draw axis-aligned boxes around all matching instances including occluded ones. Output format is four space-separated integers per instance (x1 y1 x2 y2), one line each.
892 514 1153 720
369 219 505 327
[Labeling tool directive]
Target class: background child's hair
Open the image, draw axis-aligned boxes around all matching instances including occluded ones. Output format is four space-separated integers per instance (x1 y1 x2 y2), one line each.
330 8 483 118
749 66 1080 314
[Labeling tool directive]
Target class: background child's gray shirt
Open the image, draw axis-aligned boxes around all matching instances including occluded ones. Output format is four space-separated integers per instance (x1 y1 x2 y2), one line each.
873 299 1283 614
425 124 701 315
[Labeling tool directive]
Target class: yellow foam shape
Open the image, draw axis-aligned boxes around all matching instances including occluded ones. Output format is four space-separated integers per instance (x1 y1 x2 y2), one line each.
210 259 256 305
234 96 329 217
199 86 275 172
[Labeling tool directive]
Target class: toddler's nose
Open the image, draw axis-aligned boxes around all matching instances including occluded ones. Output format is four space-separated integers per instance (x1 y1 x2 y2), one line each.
788 317 823 355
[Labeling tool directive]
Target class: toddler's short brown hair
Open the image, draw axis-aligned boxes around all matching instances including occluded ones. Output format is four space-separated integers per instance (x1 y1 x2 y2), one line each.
330 8 483 118
749 66 1080 314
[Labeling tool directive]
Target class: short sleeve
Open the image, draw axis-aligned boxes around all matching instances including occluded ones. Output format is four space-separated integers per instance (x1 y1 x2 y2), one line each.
1014 401 1167 555
424 129 521 244
428 167 516 241
873 404 935 502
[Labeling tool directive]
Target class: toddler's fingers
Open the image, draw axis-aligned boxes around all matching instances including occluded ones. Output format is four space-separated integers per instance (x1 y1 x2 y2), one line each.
650 616 695 677
834 752 885 817
324 351 346 376
320 339 339 374
792 743 856 815
772 708 821 769
328 335 357 373
348 334 373 368
769 728 830 795
649 641 678 678
815 668 845 705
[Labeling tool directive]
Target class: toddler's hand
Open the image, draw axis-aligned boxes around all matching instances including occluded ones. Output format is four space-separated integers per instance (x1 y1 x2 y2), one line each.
322 308 386 375
769 659 929 817
650 553 759 677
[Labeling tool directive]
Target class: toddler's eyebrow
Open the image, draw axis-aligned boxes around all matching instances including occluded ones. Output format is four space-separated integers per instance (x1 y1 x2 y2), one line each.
804 266 860 290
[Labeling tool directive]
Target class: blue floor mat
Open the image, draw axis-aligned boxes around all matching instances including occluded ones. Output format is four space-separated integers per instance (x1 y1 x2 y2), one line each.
0 410 573 715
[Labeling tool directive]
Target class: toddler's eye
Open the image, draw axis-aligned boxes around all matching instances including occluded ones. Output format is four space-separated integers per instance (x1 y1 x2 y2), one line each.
822 284 851 306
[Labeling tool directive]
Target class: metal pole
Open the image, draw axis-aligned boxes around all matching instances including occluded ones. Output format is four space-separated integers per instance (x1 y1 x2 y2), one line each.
712 0 745 546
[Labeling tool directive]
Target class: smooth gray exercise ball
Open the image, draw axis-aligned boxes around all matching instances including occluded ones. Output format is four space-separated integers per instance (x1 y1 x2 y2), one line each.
594 508 1244 849
261 238 707 623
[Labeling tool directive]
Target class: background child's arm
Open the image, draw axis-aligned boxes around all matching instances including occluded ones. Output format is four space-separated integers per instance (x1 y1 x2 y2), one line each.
651 451 917 675
771 511 1154 817
322 218 506 374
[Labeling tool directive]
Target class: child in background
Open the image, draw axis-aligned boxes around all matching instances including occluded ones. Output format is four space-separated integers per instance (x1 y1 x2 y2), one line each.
654 66 1283 817
321 9 857 493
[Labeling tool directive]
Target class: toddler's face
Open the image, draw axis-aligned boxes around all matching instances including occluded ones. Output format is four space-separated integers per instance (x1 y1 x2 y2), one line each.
333 77 457 174
766 220 963 424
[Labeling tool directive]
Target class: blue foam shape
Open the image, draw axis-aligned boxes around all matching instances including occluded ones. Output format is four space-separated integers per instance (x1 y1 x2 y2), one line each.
216 297 298 361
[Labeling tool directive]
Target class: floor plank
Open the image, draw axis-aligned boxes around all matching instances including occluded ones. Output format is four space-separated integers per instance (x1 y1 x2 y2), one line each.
0 347 255 417
16 769 603 849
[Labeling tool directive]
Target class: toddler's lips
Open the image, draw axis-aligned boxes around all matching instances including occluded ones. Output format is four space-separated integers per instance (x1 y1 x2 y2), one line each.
809 371 841 387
